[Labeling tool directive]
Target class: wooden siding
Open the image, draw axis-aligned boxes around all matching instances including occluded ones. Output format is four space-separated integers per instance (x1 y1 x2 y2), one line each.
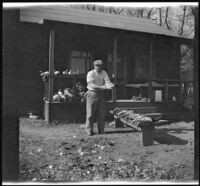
20 6 181 38
17 23 49 115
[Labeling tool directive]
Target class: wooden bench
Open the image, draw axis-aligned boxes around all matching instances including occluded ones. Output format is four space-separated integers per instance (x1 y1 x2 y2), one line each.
110 108 156 146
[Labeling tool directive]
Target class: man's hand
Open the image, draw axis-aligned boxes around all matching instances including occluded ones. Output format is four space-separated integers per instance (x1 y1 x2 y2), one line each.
105 82 115 89
88 82 115 90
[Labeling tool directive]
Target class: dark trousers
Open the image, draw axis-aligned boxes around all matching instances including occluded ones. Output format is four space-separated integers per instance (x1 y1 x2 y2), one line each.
85 91 105 133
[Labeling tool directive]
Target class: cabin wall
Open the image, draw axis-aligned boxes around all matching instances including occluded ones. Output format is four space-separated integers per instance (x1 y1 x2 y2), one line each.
154 41 180 80
17 22 49 115
3 9 21 180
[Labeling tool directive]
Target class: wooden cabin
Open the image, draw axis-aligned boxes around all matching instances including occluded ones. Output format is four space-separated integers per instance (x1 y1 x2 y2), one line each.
4 6 193 122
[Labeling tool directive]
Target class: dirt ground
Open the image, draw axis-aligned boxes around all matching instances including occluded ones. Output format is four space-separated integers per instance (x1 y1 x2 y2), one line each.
19 117 195 183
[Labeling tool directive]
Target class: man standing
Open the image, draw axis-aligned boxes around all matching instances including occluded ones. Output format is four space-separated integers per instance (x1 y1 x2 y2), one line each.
85 59 114 136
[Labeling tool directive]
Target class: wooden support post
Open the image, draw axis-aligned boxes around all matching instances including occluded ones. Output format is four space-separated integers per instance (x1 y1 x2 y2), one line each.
112 35 118 102
183 81 187 99
165 81 169 101
123 55 127 84
66 29 71 70
139 87 142 97
179 80 183 102
48 28 55 103
90 53 93 70
123 55 127 98
148 39 153 101
44 81 48 100
193 8 199 181
177 43 181 85
148 80 153 101
177 43 183 102
85 51 89 73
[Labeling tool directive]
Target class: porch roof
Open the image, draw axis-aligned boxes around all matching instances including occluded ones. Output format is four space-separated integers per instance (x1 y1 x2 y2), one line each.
20 6 188 39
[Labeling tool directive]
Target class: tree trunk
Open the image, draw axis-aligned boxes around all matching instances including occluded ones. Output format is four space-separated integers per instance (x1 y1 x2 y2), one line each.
180 6 187 36
140 9 144 18
146 8 153 19
165 7 171 30
159 8 162 26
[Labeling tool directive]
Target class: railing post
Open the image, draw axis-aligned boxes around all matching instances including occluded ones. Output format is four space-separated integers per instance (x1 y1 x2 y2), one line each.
148 39 153 101
185 81 188 98
48 28 55 103
123 55 127 98
193 7 199 181
179 80 183 102
165 81 169 101
148 79 153 101
112 34 117 102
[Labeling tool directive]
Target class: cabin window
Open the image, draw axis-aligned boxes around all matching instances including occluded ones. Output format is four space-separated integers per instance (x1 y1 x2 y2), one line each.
70 50 91 74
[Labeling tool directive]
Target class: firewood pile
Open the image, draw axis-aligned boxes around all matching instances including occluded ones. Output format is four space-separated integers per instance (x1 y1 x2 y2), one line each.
111 108 153 129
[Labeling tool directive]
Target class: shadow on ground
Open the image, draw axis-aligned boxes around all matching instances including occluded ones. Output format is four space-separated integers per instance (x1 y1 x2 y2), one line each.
105 129 138 134
155 127 193 134
105 120 192 145
154 129 189 145
106 127 189 145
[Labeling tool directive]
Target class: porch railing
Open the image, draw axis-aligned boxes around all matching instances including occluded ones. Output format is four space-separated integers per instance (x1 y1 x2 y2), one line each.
151 78 194 102
114 79 194 103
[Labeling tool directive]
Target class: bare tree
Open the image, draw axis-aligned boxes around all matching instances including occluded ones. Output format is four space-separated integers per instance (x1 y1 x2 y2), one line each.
69 4 194 38
126 8 137 17
179 6 187 36
190 6 196 17
145 8 154 19
164 7 171 30
139 9 144 18
112 7 124 15
108 7 115 14
131 8 144 18
158 8 162 26
186 7 196 39
86 4 96 11
97 5 105 12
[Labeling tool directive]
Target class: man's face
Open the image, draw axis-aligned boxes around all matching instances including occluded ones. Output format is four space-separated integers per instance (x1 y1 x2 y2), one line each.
94 64 103 72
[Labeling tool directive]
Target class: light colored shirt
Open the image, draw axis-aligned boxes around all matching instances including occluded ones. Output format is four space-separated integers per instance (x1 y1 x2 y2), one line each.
87 70 111 91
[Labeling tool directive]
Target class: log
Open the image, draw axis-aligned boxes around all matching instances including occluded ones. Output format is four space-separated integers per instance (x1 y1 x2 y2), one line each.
111 108 155 146
120 117 141 132
111 108 154 129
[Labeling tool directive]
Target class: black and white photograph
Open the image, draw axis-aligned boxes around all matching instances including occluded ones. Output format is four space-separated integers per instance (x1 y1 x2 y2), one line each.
2 2 199 185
